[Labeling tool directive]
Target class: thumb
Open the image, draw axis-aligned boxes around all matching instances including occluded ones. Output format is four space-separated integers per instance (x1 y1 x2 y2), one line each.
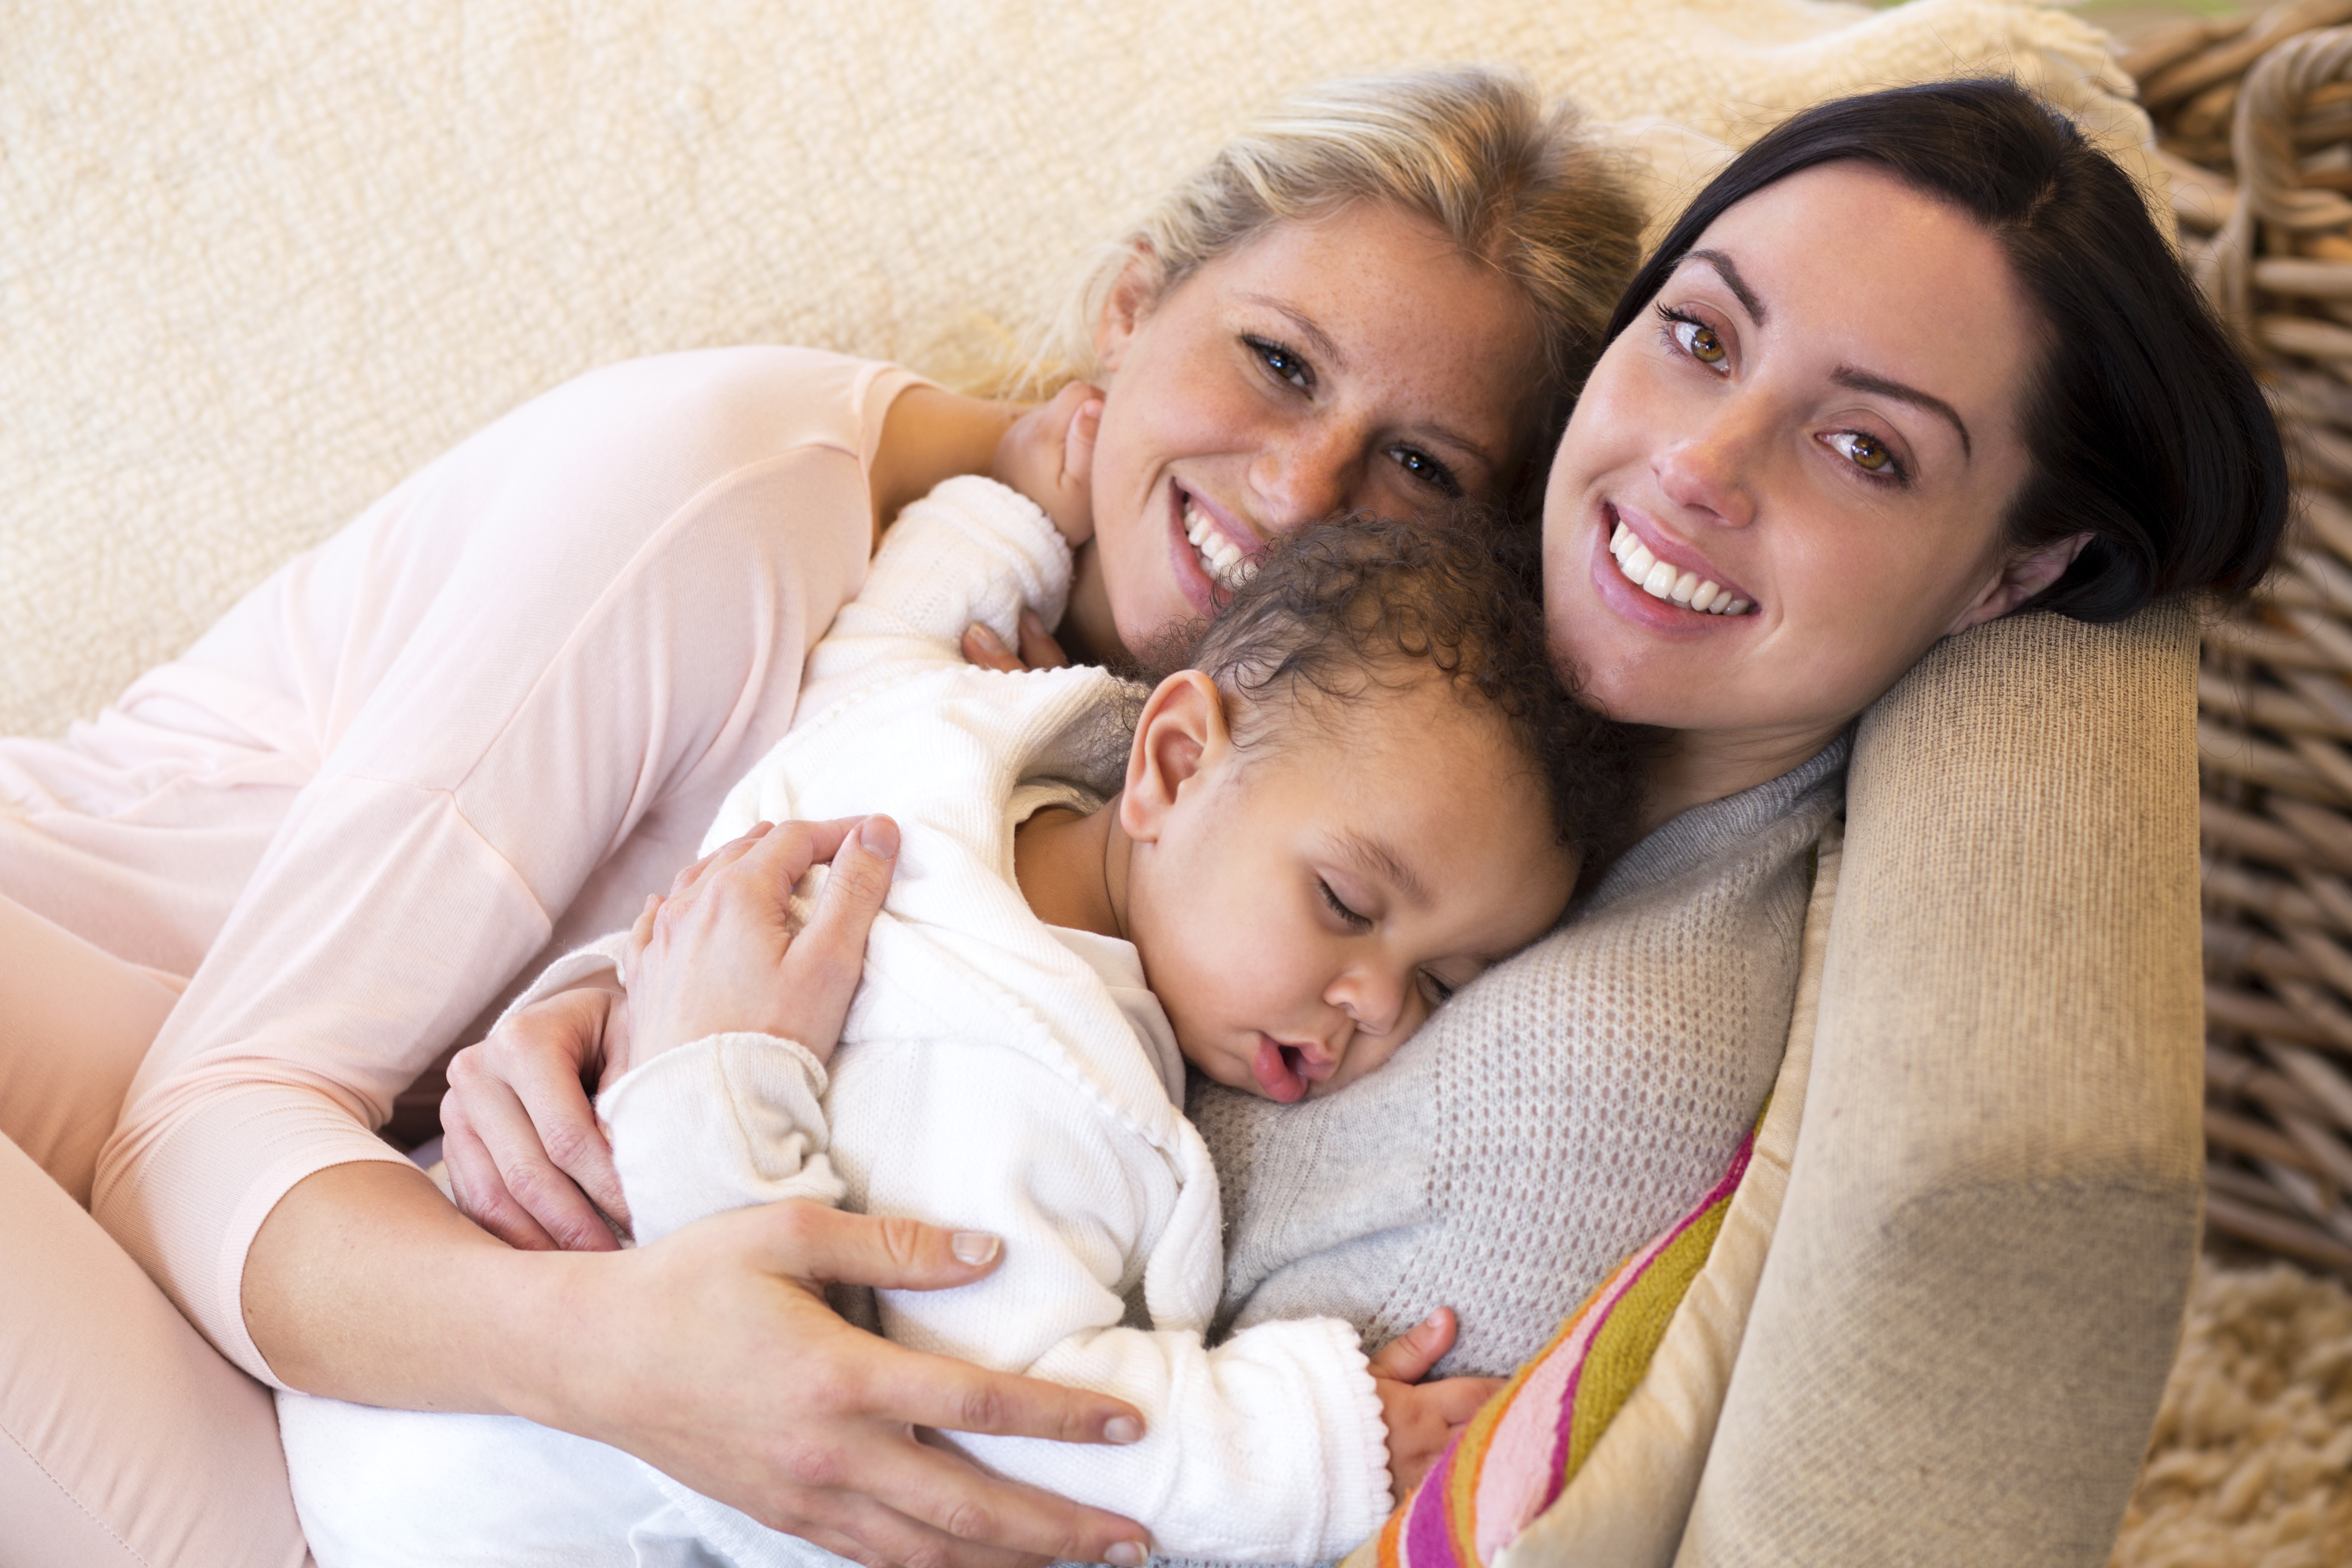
1367 1308 1459 1384
1064 394 1102 483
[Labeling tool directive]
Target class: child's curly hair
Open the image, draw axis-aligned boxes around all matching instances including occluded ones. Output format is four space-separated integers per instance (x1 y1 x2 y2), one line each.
1146 512 1652 888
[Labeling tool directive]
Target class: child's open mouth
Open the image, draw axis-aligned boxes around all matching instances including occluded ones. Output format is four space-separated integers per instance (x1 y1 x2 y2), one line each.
1252 1035 1310 1103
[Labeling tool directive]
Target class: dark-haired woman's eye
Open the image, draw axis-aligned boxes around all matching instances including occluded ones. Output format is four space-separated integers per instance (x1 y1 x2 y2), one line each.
1656 304 1727 368
1390 444 1463 498
1317 879 1370 930
1826 430 1905 484
1247 336 1313 391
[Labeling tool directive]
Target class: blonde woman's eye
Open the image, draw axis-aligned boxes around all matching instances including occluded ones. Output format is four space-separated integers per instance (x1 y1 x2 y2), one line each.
1390 444 1464 498
1827 430 1902 480
1247 336 1313 391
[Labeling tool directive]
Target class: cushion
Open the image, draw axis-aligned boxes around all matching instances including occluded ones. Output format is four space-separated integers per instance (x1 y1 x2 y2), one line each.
1 0 2148 737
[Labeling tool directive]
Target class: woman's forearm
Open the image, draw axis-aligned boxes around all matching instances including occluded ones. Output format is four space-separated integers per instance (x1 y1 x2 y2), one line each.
245 1161 1155 1567
245 1161 563 1414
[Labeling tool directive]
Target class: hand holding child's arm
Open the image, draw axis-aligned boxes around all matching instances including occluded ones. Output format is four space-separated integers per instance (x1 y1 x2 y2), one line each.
1370 1308 1506 1503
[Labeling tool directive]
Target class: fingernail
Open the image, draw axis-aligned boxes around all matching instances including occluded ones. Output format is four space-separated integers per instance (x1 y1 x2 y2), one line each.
860 815 899 859
1104 1415 1142 1445
968 623 1004 653
1105 1540 1147 1566
949 1231 999 1266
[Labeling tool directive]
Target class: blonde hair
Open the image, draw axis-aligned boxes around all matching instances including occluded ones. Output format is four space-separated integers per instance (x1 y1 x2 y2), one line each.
993 67 1643 429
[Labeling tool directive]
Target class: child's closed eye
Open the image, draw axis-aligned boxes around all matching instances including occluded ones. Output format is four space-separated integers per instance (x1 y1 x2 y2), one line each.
1317 879 1371 930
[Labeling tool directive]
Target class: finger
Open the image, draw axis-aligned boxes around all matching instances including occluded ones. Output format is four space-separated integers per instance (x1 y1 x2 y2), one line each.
1433 1376 1507 1424
671 828 771 897
802 1432 1148 1568
1061 396 1101 482
438 1081 563 1251
628 894 661 966
739 815 861 896
962 623 1024 674
1366 1308 1457 1383
503 1038 631 1231
778 815 898 1046
444 1054 619 1252
1012 612 1070 672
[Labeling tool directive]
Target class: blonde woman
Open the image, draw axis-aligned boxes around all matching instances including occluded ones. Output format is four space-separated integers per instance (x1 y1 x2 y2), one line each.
0 70 1642 1568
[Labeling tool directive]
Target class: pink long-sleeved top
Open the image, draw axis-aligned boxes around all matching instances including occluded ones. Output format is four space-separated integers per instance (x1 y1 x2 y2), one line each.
8 348 920 1381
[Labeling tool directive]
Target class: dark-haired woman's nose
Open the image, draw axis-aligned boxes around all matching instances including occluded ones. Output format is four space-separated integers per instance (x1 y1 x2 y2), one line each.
1654 415 1759 531
1250 422 1354 533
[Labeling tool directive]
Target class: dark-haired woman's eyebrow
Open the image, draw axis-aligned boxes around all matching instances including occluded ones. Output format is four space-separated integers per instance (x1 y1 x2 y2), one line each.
1832 366 1972 459
1681 248 1767 325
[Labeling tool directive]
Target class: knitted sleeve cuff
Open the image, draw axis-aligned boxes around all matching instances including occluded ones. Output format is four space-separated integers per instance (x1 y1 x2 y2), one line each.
597 1032 844 1245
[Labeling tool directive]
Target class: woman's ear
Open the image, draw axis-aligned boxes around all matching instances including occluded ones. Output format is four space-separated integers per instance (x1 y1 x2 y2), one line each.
1093 245 1161 376
1944 532 2092 636
1119 671 1229 844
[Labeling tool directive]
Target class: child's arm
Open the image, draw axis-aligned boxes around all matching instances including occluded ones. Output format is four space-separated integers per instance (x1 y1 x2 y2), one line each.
859 1053 1397 1561
800 385 1098 695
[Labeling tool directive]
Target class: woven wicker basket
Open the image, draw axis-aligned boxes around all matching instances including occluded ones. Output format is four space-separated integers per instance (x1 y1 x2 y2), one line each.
2135 3 2352 1279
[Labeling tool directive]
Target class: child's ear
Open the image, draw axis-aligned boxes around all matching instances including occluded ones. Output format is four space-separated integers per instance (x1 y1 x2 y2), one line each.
1119 671 1228 844
1092 245 1161 376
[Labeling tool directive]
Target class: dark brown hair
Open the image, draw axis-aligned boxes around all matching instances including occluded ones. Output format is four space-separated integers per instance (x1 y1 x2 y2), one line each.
1153 514 1648 885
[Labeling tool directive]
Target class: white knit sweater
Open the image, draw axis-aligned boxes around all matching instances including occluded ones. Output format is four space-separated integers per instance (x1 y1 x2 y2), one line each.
598 475 1391 1561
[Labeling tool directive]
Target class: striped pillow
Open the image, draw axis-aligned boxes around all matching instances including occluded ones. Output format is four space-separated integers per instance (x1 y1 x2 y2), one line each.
1351 1119 1758 1568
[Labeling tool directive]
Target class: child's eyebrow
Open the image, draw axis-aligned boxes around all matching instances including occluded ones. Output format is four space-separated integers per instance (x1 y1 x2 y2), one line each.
1335 829 1430 909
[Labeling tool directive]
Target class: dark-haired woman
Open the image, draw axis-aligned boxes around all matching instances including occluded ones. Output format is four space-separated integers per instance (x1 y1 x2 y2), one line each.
447 76 2280 1557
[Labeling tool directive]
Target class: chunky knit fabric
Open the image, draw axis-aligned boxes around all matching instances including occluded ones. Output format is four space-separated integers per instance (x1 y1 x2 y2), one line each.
1191 738 1848 1384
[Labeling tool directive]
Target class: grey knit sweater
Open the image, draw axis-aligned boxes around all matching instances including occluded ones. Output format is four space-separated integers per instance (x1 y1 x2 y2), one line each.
1188 736 1848 1385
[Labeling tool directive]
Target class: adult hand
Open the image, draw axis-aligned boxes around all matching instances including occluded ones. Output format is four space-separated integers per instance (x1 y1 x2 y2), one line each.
441 981 632 1250
566 1199 1149 1568
439 814 897 1249
624 814 897 1069
962 610 1072 674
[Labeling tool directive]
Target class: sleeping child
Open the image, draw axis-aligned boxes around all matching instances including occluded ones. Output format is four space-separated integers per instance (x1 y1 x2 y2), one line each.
276 411 1642 1566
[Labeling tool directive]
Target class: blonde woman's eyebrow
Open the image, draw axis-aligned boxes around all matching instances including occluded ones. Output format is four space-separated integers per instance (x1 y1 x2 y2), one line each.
1240 293 1501 479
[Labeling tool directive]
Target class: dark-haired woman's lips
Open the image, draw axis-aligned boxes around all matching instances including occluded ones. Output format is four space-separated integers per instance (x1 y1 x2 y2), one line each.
1601 504 1755 616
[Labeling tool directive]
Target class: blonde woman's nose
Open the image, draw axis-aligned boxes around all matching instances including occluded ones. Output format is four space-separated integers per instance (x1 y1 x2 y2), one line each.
1249 421 1354 530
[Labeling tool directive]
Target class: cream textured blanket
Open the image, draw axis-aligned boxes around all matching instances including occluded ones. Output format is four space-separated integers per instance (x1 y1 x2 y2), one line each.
1 0 2147 738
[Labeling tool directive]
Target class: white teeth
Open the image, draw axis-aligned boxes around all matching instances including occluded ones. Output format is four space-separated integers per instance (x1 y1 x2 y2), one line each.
1183 499 1253 590
1609 521 1751 615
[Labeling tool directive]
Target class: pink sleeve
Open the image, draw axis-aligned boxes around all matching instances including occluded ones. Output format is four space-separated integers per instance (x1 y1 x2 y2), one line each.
89 348 922 1381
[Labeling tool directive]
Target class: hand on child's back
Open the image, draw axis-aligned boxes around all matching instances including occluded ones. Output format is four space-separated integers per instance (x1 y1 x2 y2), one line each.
1370 1308 1505 1504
